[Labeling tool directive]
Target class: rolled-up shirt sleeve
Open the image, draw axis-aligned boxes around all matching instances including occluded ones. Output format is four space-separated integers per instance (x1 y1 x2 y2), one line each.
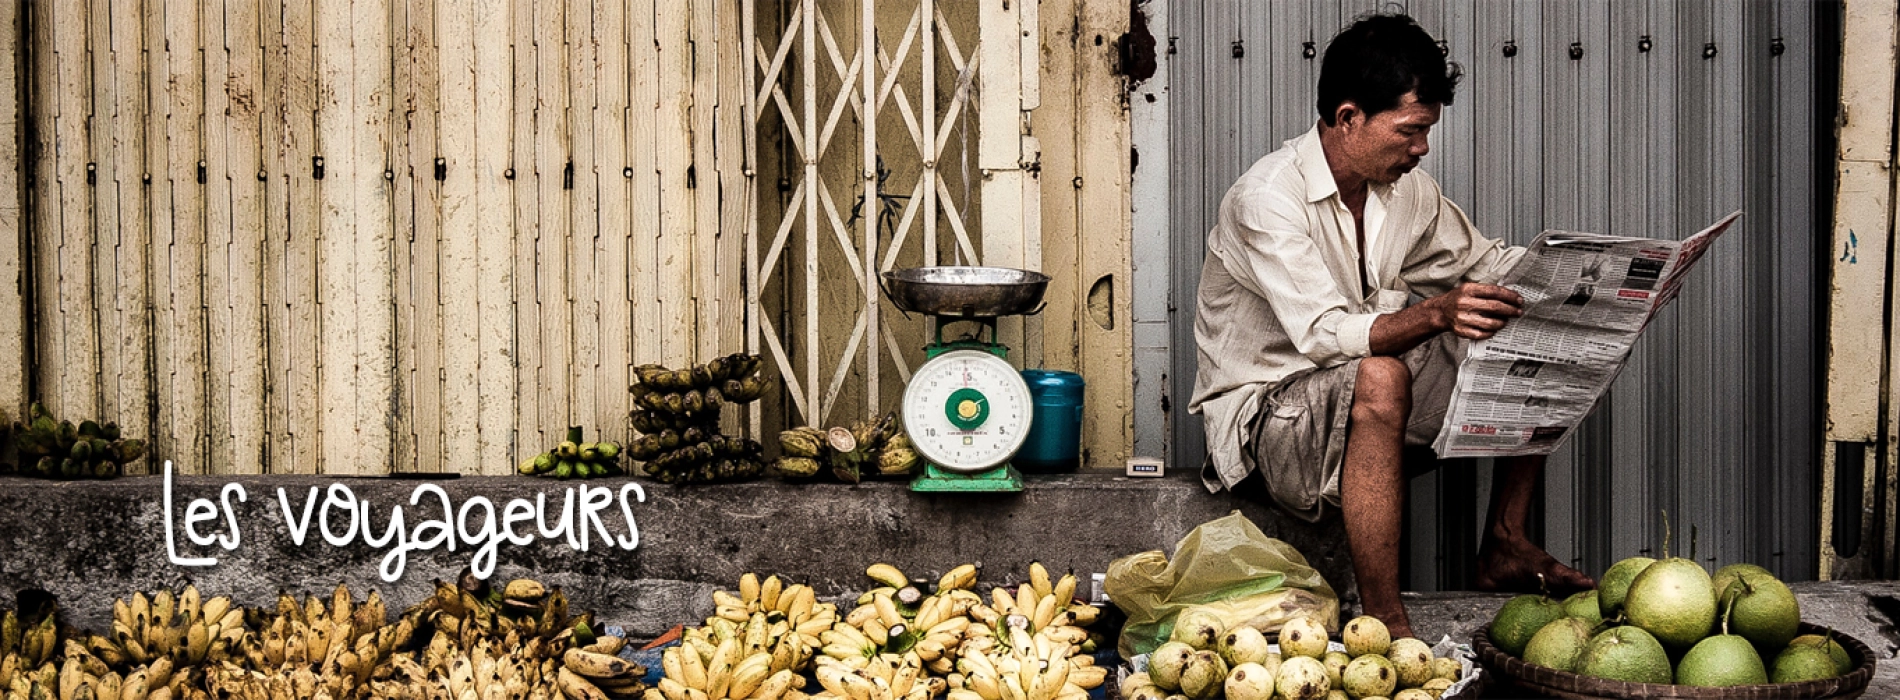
1215 190 1379 367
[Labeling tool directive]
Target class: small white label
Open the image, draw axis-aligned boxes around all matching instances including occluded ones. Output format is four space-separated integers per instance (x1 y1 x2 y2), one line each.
1125 457 1164 477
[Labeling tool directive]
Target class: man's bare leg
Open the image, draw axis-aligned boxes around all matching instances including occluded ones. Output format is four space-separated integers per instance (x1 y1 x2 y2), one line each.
1342 357 1414 637
1474 455 1596 594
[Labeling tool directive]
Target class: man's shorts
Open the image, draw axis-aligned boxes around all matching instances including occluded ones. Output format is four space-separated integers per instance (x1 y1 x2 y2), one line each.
1248 334 1464 522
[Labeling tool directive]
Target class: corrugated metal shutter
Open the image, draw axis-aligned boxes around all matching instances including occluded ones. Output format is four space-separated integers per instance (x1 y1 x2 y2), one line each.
1162 0 1828 585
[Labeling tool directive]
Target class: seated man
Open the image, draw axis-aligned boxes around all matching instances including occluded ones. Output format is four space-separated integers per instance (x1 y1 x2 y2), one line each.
1189 13 1593 637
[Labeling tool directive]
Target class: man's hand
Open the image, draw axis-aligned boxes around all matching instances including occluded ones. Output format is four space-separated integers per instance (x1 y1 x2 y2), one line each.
1430 282 1524 340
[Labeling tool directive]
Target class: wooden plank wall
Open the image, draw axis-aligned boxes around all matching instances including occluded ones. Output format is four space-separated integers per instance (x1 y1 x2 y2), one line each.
10 0 1131 475
15 0 744 475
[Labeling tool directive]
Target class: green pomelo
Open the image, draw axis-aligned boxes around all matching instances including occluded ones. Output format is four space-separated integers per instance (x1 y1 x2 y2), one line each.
1522 617 1594 673
1324 690 1348 700
1789 634 1854 675
1772 643 1841 683
1223 662 1275 700
1387 637 1435 688
1341 654 1397 699
1221 626 1273 667
1320 651 1350 688
1178 650 1228 700
1489 594 1566 657
1172 607 1227 650
1278 616 1330 659
1125 687 1167 700
1148 641 1195 691
1274 656 1330 700
1724 572 1800 649
1392 690 1434 700
1597 556 1657 618
1561 590 1603 626
1624 558 1717 650
1710 562 1773 602
1342 615 1392 657
1420 678 1454 695
1575 626 1672 685
1676 634 1767 687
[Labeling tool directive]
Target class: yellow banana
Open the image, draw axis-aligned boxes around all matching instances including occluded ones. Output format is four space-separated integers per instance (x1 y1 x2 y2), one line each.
1013 587 1036 623
938 565 977 593
1027 564 1051 600
872 596 904 631
752 670 797 700
563 649 642 680
680 636 709 689
844 605 879 629
583 636 628 657
739 574 762 609
659 678 692 700
557 667 611 700
863 620 889 648
1030 596 1056 632
759 577 783 613
786 586 816 623
865 564 909 590
726 654 772 699
712 591 747 610
1065 667 1104 690
988 590 1014 615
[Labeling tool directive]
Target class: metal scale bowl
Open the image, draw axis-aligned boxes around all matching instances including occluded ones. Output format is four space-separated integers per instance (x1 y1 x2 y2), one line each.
881 266 1050 493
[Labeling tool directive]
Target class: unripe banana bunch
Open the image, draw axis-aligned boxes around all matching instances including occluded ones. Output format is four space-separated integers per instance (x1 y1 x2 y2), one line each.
6 403 145 480
629 355 772 487
630 354 772 423
519 426 626 480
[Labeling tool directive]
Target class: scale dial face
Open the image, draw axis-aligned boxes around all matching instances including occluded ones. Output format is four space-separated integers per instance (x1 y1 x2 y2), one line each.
902 349 1034 473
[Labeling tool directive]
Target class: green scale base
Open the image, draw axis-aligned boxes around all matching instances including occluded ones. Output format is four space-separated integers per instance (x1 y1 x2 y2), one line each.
908 463 1023 493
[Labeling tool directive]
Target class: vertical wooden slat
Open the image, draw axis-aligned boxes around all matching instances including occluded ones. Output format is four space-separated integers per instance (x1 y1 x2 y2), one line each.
140 0 171 467
439 0 479 471
284 0 320 473
29 0 56 422
109 0 151 470
629 0 660 374
315 0 354 472
1037 0 1077 373
854 0 875 417
474 0 514 472
56 0 98 422
1075 0 1129 468
739 0 758 432
595 0 632 436
569 0 599 436
260 0 290 472
975 0 1023 354
227 0 266 473
354 0 394 474
166 0 207 471
799 0 816 419
87 0 115 428
202 0 235 471
0 0 22 420
510 0 541 461
658 0 696 369
398 0 442 472
533 0 570 450
714 0 748 429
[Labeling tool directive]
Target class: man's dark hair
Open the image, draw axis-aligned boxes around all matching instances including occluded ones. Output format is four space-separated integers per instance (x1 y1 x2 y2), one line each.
1315 13 1462 126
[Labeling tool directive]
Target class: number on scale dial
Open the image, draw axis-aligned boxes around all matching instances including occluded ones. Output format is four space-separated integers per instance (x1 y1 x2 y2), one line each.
901 349 1033 472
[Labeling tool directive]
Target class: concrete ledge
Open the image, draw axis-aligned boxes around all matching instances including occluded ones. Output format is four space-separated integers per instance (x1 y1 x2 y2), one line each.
0 473 1353 638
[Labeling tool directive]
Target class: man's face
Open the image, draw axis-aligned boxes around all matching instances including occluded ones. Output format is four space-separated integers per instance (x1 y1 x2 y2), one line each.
1336 91 1441 185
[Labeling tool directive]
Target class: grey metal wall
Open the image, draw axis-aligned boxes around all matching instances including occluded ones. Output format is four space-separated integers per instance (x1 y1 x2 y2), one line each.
1161 0 1829 587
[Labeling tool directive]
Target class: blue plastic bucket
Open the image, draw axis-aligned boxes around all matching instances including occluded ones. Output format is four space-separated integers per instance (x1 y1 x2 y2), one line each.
1017 370 1085 473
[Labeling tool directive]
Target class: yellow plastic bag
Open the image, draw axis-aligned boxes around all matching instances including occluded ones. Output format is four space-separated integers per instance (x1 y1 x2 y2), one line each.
1105 511 1339 659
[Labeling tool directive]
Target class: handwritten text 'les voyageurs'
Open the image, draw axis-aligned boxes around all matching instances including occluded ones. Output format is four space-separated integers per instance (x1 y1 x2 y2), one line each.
161 461 647 582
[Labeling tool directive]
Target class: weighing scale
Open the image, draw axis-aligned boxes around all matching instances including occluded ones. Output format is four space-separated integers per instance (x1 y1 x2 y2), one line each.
882 266 1051 493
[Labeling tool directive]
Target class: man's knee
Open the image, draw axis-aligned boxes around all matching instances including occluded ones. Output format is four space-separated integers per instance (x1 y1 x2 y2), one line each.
1353 356 1413 428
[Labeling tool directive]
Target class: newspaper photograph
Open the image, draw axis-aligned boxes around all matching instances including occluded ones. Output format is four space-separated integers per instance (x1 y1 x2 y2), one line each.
1432 211 1743 458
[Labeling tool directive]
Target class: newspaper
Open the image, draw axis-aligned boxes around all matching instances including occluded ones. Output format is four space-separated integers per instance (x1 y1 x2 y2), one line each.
1431 211 1742 458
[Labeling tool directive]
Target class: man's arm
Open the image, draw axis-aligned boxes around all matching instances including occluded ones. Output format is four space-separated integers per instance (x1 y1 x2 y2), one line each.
1366 282 1524 356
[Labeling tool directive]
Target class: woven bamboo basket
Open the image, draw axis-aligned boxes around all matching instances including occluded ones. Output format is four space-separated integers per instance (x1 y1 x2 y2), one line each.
1473 622 1875 700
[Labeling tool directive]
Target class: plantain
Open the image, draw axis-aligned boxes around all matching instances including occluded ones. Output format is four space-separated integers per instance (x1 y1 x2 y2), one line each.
773 458 821 478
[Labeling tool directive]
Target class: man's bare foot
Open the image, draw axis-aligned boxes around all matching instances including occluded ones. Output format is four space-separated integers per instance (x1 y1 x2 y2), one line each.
1474 537 1595 596
1359 602 1415 640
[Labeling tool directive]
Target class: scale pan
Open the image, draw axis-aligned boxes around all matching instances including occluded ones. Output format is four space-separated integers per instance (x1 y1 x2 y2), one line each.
881 266 1050 317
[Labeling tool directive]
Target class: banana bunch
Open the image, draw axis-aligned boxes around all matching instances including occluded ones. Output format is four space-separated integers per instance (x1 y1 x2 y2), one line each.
5 403 145 480
944 565 1104 700
412 576 592 650
51 641 198 700
519 426 625 480
79 586 247 672
629 354 773 486
653 573 835 700
802 563 991 700
772 414 915 484
0 606 61 695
